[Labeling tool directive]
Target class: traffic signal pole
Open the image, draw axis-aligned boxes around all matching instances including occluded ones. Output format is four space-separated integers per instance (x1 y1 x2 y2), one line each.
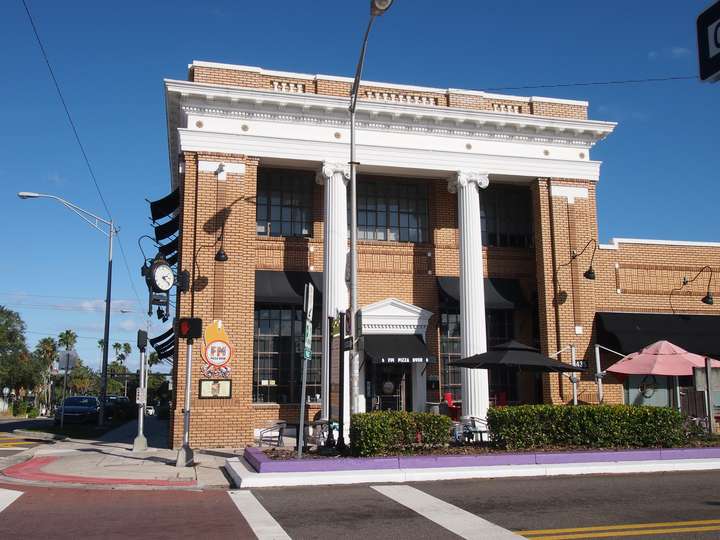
133 330 148 452
176 335 194 467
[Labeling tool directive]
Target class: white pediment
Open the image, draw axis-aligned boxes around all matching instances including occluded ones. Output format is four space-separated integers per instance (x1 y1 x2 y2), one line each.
360 298 433 337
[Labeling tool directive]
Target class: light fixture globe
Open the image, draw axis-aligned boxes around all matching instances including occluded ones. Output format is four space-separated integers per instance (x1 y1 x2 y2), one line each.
702 292 714 305
18 191 41 199
215 248 228 262
583 266 596 280
371 0 393 15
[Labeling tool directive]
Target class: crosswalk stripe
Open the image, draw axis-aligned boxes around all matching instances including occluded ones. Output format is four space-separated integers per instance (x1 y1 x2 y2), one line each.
228 490 291 540
0 488 23 513
371 485 523 540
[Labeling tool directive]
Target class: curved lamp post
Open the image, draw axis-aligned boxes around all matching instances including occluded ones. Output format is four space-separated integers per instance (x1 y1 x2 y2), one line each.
17 191 115 427
348 0 394 419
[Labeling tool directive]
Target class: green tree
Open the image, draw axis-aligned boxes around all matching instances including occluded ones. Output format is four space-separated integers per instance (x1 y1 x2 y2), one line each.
112 342 122 362
34 337 58 371
58 330 78 352
107 359 127 395
0 306 31 394
68 360 98 395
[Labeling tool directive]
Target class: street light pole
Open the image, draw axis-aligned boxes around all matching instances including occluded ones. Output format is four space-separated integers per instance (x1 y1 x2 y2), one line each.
349 0 393 417
17 191 115 426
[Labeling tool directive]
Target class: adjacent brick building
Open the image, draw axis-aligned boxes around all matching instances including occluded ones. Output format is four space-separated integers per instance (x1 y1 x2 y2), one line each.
159 61 719 448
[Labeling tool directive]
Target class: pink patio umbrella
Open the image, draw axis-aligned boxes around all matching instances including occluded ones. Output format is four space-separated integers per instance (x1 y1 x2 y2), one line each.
606 340 719 377
607 340 720 411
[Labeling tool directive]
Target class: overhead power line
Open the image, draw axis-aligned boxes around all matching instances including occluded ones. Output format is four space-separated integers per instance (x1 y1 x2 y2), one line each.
21 0 143 308
485 75 697 92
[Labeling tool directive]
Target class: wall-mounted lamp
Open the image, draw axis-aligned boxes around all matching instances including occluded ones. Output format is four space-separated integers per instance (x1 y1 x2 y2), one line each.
670 265 715 313
569 238 598 280
214 248 228 262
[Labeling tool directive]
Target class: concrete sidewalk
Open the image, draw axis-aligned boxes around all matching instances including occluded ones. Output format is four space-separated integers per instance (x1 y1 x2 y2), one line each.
0 417 235 490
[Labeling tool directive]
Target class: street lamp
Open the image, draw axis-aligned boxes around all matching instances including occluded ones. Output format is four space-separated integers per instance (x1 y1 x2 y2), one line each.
17 191 115 427
348 0 394 418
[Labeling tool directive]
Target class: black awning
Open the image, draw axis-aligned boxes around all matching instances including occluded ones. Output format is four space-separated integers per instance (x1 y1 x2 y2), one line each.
149 188 180 222
596 312 720 358
158 237 178 257
154 215 179 242
437 276 527 310
255 270 323 305
363 334 435 364
149 327 173 348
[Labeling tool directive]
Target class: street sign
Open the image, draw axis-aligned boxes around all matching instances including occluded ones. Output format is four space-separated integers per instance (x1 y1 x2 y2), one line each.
57 350 78 371
698 0 720 82
136 387 147 405
298 282 315 459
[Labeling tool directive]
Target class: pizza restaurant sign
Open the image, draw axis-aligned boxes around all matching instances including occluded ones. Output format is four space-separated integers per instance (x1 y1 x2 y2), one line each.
200 320 232 378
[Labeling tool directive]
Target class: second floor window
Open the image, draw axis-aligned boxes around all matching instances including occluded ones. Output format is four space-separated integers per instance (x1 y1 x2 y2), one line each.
256 168 313 238
357 179 429 243
481 184 534 248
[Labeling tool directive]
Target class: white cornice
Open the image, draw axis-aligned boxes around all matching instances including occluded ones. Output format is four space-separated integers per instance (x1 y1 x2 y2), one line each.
165 80 614 143
599 237 720 250
165 79 613 188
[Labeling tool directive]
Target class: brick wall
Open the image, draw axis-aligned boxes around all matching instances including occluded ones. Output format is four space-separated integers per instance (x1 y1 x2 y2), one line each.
533 178 720 406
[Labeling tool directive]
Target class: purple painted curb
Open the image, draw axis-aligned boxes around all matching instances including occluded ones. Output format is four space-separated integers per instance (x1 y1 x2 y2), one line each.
243 446 720 474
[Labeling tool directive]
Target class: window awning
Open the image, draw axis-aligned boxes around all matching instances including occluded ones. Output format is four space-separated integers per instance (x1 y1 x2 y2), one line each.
596 312 720 358
437 276 527 310
255 270 323 305
363 334 435 364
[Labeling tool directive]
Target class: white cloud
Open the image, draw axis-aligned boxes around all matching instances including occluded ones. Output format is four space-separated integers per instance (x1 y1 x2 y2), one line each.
670 47 691 59
648 46 692 61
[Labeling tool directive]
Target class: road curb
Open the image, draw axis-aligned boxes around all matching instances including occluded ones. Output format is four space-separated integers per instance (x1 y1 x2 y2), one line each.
12 429 67 442
225 456 720 488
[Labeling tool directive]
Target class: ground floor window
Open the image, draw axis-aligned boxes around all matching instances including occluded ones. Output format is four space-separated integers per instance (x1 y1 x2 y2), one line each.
253 306 321 404
438 310 515 403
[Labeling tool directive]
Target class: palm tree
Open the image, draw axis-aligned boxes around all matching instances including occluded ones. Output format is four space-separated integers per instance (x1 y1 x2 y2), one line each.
112 342 122 362
122 342 132 362
35 337 58 369
58 330 77 351
97 339 105 353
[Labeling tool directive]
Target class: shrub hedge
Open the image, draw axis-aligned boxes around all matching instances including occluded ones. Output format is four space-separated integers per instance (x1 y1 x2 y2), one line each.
487 404 699 450
12 401 27 417
350 411 453 457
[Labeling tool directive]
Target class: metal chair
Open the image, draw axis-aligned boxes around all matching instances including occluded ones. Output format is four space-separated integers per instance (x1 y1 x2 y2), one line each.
462 416 489 444
258 420 286 447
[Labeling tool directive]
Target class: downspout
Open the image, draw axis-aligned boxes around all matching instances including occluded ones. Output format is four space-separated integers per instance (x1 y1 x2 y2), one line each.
546 179 565 402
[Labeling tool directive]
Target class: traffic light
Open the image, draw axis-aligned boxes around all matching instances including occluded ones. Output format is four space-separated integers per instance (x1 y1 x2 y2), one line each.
175 317 202 339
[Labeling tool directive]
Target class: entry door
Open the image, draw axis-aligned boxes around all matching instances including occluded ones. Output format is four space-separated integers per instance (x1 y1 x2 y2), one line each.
371 364 412 411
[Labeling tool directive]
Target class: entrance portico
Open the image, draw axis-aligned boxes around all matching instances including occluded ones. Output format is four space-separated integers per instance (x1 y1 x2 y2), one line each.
358 298 433 413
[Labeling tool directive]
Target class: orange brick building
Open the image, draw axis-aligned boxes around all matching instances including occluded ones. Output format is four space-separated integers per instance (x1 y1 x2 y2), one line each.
160 61 719 449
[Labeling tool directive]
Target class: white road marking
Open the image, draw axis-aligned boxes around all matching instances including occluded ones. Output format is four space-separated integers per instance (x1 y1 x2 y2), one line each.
372 484 523 540
0 488 23 513
228 490 291 540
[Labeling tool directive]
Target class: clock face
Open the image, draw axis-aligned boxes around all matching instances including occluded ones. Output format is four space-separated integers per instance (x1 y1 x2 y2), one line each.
153 264 174 291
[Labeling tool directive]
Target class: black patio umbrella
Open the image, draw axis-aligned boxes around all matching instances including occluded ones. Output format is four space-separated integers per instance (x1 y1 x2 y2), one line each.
450 340 585 372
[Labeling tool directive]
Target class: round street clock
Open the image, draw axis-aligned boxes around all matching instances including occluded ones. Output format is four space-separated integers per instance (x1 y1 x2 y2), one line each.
151 258 175 292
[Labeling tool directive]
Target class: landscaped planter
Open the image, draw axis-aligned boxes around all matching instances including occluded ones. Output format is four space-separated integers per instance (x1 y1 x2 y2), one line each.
243 445 720 474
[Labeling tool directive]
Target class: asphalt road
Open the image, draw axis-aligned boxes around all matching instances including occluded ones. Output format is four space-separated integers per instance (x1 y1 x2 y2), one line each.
1 471 720 539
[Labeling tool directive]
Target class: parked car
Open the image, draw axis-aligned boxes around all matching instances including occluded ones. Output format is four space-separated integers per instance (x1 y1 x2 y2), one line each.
145 405 155 416
54 396 99 425
104 395 133 421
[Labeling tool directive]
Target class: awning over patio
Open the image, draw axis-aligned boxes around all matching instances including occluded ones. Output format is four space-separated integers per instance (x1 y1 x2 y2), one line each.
363 334 435 364
437 277 527 310
596 312 720 358
255 270 323 305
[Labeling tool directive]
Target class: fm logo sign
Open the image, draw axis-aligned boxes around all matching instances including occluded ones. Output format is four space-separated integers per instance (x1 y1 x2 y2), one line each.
698 0 720 81
710 18 720 59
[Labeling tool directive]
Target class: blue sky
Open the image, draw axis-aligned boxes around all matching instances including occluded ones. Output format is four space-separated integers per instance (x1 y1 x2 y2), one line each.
1 0 717 371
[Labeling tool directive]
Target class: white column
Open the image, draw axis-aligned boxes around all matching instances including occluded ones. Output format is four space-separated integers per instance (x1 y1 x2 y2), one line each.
448 171 490 420
316 162 350 420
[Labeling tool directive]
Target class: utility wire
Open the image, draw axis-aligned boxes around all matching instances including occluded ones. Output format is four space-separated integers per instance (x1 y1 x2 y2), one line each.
21 0 143 309
485 75 697 92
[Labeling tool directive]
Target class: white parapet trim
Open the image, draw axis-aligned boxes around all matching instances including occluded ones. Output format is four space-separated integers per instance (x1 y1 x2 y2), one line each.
550 185 589 204
198 160 246 181
599 237 720 250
